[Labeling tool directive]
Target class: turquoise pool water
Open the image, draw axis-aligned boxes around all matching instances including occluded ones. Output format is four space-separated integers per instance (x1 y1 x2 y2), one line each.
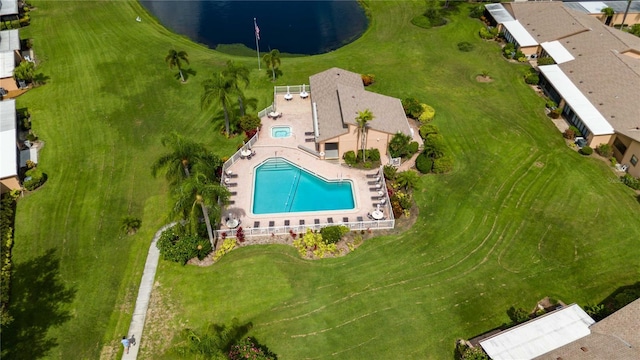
271 126 291 138
253 158 355 214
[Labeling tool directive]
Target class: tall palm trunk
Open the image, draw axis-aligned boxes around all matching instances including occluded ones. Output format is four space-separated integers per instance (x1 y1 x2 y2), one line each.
238 96 245 116
182 159 190 177
361 130 367 161
178 66 185 82
200 203 215 249
223 105 230 136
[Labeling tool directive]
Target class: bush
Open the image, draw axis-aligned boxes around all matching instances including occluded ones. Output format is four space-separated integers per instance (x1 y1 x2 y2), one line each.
569 126 582 137
418 104 435 123
1 194 17 327
416 152 433 174
13 61 35 82
361 74 375 86
407 141 419 155
620 174 640 190
524 72 539 85
229 337 277 360
537 57 555 66
368 148 380 162
479 27 494 40
503 43 515 58
343 150 357 166
157 227 210 265
389 132 413 158
469 5 484 19
121 216 142 235
549 108 562 119
507 306 530 324
457 41 474 52
239 114 261 133
423 133 446 159
563 128 576 140
596 143 613 158
419 124 439 139
213 238 236 261
432 156 454 173
402 97 422 118
320 225 349 244
23 167 46 191
580 146 593 155
383 164 397 180
545 99 557 109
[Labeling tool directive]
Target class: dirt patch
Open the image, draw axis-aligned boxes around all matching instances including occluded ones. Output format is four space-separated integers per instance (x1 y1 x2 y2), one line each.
534 161 544 168
476 75 493 83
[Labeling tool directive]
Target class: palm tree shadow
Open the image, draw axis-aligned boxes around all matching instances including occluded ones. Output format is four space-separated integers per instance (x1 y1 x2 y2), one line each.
183 68 197 81
1 248 76 359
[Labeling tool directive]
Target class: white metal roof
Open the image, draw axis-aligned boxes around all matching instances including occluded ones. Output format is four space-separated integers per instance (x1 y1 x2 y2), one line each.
485 3 515 23
0 30 20 52
578 1 609 14
502 20 538 47
480 304 595 360
0 0 18 16
0 99 17 179
538 65 615 135
0 51 14 78
541 41 575 64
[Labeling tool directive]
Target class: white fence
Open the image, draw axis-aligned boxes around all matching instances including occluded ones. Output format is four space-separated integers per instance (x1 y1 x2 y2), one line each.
216 218 395 238
274 84 310 94
257 105 274 119
221 131 260 175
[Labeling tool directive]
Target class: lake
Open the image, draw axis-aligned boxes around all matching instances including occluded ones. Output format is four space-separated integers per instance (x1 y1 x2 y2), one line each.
139 0 369 55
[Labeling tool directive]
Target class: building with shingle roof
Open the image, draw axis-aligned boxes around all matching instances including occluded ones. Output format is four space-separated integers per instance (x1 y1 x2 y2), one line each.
309 67 412 160
485 2 640 177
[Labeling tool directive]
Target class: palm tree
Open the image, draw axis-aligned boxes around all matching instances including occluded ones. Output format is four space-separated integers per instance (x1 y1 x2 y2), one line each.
172 173 230 249
202 72 236 137
222 61 251 116
601 7 615 26
262 49 281 81
151 132 208 185
396 170 420 191
355 109 374 162
165 49 189 82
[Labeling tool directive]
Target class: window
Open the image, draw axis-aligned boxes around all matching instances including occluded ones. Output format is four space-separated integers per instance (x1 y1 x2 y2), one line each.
613 138 628 155
631 155 638 166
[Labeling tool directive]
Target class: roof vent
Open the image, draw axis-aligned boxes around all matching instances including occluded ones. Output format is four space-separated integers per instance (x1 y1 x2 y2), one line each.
589 91 593 94
581 347 589 352
611 115 615 118
600 103 604 105
579 80 583 83
579 54 583 56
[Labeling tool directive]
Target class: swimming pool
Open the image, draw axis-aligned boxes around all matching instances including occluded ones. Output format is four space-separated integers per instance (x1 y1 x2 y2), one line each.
271 125 292 138
253 158 355 214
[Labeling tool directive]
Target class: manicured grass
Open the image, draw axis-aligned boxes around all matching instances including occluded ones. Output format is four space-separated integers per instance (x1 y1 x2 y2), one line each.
6 1 640 359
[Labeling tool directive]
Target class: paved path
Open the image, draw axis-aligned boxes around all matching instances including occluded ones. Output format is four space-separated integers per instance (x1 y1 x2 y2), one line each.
121 223 175 360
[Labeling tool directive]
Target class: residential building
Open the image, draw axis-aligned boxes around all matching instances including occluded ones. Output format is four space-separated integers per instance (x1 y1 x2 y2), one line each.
0 98 19 193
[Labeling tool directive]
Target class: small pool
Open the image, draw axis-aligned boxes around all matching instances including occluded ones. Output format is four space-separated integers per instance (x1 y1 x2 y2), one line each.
271 125 292 138
253 158 355 214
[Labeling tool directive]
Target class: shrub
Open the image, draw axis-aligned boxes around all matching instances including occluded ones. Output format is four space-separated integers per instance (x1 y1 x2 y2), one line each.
432 156 454 173
402 97 422 118
469 5 484 19
423 133 446 159
121 216 142 235
320 225 349 244
157 227 209 265
343 150 357 166
239 114 261 133
361 74 375 86
236 226 245 243
545 99 557 109
13 61 35 82
368 148 381 162
213 238 235 261
596 143 613 158
229 337 277 360
563 128 576 140
515 50 525 60
479 27 493 40
503 43 515 58
620 174 640 190
418 104 435 123
1 194 16 327
549 108 562 119
507 306 530 324
457 41 474 52
537 56 555 66
419 124 439 139
389 132 413 158
416 152 433 174
407 141 419 155
383 164 397 180
569 126 582 137
524 72 539 85
580 146 593 155
23 167 46 191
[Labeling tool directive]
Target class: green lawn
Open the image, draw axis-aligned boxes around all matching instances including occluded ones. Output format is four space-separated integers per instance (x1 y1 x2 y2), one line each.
5 1 640 359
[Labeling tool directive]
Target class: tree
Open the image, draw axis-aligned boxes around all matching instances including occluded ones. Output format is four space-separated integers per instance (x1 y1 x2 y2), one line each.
262 49 281 81
13 61 35 82
202 72 236 137
151 132 208 185
396 170 420 191
222 60 251 116
355 109 374 162
389 132 413 158
172 173 230 249
601 7 615 26
507 306 529 324
165 49 189 82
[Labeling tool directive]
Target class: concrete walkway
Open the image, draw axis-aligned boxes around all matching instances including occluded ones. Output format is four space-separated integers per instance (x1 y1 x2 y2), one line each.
122 223 175 360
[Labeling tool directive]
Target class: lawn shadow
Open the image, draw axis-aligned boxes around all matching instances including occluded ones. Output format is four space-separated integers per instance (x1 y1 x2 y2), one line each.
598 281 640 313
174 68 196 82
33 73 51 86
1 248 76 360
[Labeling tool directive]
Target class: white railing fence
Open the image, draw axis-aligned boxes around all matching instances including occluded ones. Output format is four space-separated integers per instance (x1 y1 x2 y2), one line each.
274 84 311 94
258 105 274 119
221 131 260 175
216 218 395 238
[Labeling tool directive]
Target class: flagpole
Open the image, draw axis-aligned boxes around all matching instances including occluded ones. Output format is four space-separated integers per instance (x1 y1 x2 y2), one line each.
254 18 261 70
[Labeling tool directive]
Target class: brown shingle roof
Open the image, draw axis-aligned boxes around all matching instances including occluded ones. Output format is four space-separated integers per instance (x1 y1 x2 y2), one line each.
309 67 411 142
535 298 640 360
505 2 589 42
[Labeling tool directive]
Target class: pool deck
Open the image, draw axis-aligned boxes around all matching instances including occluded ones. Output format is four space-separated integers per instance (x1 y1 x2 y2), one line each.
221 93 394 234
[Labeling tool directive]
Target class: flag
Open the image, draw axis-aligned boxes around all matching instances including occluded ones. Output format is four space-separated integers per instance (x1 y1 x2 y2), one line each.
254 18 260 40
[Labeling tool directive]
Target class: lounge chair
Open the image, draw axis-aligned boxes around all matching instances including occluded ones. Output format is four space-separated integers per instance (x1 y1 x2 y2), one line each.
357 216 364 222
268 221 275 229
304 131 314 136
284 220 290 226
327 217 334 224
314 219 320 226
226 183 238 187
227 173 238 178
228 200 235 205
305 138 315 142
299 219 305 225
371 196 383 200
342 217 349 223
369 187 380 191
367 181 379 185
366 170 380 178
254 221 260 228
367 213 374 220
